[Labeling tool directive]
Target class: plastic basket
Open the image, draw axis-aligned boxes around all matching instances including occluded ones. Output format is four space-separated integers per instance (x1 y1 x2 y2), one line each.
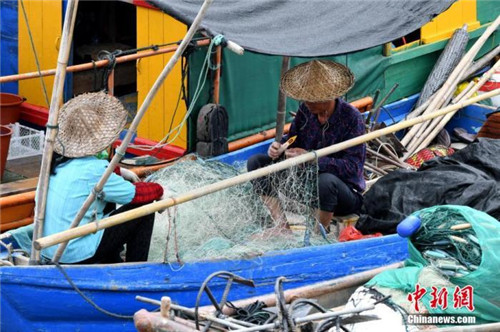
7 123 45 160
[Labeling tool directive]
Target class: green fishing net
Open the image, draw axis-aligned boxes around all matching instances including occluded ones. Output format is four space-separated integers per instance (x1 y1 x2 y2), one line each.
147 156 332 263
366 205 500 323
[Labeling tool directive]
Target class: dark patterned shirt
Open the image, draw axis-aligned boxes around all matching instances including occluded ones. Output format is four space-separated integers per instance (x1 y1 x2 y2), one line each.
282 99 366 192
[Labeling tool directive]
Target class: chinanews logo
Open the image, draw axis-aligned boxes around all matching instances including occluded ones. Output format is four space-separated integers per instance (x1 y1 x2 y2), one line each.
406 283 476 325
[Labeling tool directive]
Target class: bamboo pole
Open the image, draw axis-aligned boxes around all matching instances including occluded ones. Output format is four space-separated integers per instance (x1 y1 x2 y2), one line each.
50 0 214 263
405 60 500 158
0 40 211 84
407 61 500 158
371 83 398 130
275 56 290 142
401 15 500 148
29 0 79 265
405 79 459 152
451 80 475 104
34 89 500 250
462 44 500 79
405 92 435 120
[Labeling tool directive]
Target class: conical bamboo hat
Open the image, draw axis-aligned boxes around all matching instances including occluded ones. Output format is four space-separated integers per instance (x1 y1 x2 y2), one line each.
280 60 354 102
54 92 128 158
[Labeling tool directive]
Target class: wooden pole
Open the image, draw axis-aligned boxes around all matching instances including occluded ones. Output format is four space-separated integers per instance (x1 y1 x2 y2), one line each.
401 15 500 147
0 40 211 84
370 83 398 130
34 89 500 251
407 61 500 158
213 45 222 104
29 0 79 265
50 0 214 263
364 163 388 176
366 147 409 169
405 59 500 158
405 92 435 120
198 262 403 316
462 44 500 79
275 56 290 142
107 69 115 96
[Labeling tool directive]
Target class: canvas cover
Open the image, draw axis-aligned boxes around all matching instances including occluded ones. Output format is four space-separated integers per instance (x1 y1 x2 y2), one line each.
148 0 455 56
357 139 500 235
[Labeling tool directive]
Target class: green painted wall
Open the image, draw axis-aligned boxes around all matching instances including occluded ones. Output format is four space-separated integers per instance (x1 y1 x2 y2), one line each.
477 0 499 23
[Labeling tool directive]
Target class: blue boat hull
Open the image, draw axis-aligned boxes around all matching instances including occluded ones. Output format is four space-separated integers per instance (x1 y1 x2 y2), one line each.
1 235 407 331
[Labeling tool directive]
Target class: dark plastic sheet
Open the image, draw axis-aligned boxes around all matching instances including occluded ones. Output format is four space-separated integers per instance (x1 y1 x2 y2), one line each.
148 0 454 56
356 139 500 235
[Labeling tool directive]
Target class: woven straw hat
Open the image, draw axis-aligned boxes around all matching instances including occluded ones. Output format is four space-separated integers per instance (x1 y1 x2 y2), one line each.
54 92 128 158
280 60 354 102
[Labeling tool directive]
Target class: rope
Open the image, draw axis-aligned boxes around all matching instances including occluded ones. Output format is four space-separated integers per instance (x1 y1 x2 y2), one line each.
19 0 50 107
129 35 224 152
97 50 120 92
55 263 134 319
226 301 276 325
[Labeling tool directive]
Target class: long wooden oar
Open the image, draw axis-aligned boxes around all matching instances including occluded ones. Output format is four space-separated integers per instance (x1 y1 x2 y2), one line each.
50 0 215 264
30 0 79 264
34 88 500 251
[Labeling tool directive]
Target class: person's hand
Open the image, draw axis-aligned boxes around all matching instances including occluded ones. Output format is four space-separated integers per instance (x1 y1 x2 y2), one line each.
120 167 141 183
285 148 307 159
268 141 283 159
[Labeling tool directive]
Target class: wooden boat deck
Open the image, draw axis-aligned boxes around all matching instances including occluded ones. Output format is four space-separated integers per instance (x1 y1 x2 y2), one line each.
1 155 41 197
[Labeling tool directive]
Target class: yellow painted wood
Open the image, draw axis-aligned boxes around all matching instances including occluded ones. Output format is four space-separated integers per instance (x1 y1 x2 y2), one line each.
421 0 480 44
136 7 187 148
18 0 62 108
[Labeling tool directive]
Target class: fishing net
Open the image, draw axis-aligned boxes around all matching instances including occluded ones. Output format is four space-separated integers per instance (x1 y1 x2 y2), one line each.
366 205 500 323
147 156 333 263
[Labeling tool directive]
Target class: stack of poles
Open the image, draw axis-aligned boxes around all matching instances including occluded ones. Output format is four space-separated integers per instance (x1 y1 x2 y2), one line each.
401 15 500 160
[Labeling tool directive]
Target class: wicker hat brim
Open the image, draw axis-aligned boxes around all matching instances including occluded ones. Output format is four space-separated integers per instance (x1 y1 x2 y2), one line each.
54 92 128 158
280 60 354 102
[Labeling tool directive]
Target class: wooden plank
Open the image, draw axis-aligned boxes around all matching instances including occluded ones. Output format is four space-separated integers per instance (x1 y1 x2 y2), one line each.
5 155 41 178
0 177 38 197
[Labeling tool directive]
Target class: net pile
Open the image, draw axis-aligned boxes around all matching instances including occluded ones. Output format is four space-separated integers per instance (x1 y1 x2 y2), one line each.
366 205 500 323
147 157 332 263
412 207 481 278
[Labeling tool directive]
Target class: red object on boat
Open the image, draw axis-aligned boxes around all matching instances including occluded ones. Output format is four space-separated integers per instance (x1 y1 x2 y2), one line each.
405 145 454 168
18 101 186 160
0 125 12 179
0 93 24 125
338 225 382 242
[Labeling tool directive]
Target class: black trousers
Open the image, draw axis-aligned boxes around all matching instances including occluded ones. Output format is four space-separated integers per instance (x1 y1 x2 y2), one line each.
247 154 363 215
78 203 155 264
